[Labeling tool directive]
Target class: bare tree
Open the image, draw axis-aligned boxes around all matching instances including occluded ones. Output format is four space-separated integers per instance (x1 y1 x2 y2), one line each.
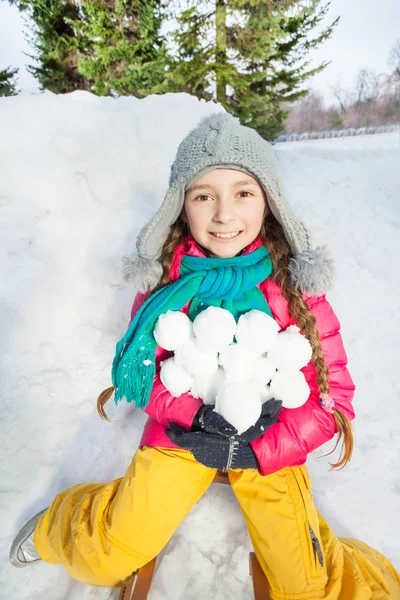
283 52 400 135
388 39 400 76
387 39 400 128
331 77 353 112
355 68 381 104
284 90 342 134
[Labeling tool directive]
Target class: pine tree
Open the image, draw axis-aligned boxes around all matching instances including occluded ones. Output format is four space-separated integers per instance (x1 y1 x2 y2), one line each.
76 0 168 97
166 0 338 139
229 1 339 139
9 0 88 93
161 4 214 100
9 0 168 96
0 66 19 96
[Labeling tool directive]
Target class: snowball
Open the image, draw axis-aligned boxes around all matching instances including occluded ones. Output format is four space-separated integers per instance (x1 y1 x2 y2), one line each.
160 357 193 397
267 325 312 374
175 337 219 376
235 310 280 354
191 368 225 405
259 385 274 404
218 343 258 382
215 381 261 434
193 306 236 352
269 371 310 409
253 355 276 386
154 310 193 351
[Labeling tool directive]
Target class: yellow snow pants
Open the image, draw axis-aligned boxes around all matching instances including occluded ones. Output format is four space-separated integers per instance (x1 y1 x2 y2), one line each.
34 446 400 599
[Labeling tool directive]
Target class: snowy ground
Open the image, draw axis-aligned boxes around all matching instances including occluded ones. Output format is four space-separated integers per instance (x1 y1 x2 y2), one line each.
0 91 399 600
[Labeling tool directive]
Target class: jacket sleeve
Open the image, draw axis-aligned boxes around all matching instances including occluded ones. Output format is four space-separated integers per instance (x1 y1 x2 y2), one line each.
251 294 356 476
128 292 202 429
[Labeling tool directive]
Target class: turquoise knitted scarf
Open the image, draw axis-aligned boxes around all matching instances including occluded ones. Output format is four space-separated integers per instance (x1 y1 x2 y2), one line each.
112 245 273 408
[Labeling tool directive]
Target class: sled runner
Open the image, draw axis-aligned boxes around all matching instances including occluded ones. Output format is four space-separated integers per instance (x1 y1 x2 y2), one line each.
118 470 272 600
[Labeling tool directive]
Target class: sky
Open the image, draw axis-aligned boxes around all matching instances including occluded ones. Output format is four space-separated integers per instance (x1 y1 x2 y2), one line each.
0 0 399 105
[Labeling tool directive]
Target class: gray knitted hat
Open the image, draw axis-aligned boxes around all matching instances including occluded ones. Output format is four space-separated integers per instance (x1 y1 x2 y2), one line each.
123 113 334 295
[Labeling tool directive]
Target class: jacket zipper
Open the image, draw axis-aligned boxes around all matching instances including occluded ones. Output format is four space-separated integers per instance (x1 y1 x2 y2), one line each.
308 523 324 567
292 472 324 568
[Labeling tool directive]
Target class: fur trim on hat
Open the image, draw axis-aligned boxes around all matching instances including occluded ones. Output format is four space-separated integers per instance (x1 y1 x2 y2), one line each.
122 254 163 293
289 245 335 296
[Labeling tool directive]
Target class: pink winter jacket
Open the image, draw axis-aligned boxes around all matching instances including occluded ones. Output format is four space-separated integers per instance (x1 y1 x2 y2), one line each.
130 237 356 476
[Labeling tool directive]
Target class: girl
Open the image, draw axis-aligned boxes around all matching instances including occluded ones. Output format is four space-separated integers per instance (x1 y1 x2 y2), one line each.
10 113 400 599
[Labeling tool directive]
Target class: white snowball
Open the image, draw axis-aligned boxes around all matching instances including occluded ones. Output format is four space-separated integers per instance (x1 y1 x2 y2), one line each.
259 385 274 404
160 357 193 397
190 368 225 405
253 355 276 386
269 371 310 409
193 306 236 352
267 325 312 374
154 310 193 351
235 310 280 354
215 381 261 434
218 343 258 382
175 337 219 376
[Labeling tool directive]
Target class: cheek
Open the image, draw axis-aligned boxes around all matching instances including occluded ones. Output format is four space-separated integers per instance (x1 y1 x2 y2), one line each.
185 205 209 232
243 201 265 227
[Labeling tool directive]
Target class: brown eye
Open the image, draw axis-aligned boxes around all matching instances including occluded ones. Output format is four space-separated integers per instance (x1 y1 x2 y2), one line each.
238 191 253 198
195 195 211 202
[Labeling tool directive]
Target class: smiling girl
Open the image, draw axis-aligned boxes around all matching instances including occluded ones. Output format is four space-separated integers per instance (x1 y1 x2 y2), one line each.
183 168 266 258
10 113 400 599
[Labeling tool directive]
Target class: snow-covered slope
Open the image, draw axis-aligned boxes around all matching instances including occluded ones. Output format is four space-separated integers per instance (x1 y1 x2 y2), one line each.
0 91 399 600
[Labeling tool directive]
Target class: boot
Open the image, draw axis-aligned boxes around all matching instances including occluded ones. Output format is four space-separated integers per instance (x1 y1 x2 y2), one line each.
9 508 47 568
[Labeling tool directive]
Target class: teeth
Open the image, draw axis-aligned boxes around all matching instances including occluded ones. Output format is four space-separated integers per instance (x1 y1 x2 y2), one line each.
213 231 240 239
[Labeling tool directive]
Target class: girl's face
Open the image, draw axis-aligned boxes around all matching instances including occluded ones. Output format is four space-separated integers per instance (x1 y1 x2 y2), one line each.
183 169 266 258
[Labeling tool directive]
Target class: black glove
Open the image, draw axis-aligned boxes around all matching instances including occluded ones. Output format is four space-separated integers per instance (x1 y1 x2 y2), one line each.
192 404 237 436
238 399 283 443
165 422 259 471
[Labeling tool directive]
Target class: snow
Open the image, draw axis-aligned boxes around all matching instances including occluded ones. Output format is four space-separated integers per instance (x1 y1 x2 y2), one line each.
159 356 193 397
267 325 312 374
154 310 193 351
191 368 225 405
0 90 399 599
193 306 236 352
269 371 310 409
253 356 276 386
174 336 219 377
215 381 261 435
235 309 279 354
218 343 259 383
157 306 310 424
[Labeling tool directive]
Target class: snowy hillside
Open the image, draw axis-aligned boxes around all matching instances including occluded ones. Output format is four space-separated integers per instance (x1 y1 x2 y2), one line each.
0 91 399 600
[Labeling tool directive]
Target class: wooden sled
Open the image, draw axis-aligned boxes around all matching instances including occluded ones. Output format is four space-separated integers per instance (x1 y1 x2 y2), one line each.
118 470 272 600
118 556 157 600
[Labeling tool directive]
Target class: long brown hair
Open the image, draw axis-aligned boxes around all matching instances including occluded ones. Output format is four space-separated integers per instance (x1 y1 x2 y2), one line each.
97 213 354 470
259 212 354 469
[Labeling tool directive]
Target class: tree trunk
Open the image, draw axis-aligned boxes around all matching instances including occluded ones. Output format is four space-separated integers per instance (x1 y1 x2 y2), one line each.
216 0 226 104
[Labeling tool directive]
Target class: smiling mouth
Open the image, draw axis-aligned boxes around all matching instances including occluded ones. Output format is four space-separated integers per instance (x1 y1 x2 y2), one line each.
209 231 243 239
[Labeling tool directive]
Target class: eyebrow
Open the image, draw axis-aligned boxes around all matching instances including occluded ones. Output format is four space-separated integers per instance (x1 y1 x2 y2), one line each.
187 180 258 192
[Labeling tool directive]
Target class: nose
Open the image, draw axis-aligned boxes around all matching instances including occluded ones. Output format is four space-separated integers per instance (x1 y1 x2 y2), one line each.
212 198 236 224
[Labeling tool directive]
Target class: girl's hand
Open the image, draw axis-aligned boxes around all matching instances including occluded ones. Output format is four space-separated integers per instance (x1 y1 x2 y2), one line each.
191 405 237 436
165 422 259 471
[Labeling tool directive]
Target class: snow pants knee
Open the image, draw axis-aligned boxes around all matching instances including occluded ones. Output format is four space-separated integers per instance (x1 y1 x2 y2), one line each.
34 446 400 598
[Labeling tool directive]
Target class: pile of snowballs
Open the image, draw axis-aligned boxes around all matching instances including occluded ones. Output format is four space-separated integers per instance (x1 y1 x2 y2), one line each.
154 307 312 434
